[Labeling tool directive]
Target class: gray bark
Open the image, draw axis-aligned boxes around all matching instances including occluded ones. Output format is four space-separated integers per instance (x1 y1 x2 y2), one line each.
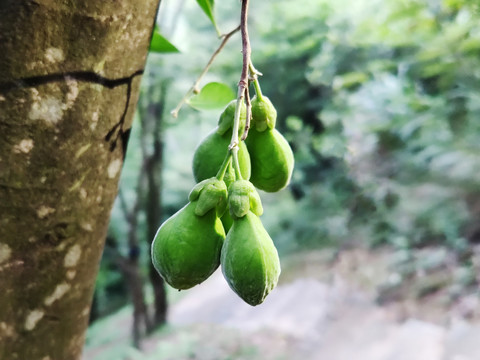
0 1 160 358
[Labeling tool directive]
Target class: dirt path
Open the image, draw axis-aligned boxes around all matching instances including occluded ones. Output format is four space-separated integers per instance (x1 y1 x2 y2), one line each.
84 248 480 360
164 269 480 360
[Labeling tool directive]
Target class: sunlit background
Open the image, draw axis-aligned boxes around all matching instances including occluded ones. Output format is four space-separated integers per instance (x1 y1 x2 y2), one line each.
83 0 480 359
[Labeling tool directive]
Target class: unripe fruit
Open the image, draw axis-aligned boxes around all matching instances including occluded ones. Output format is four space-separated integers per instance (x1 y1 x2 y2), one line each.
151 81 287 306
189 177 228 217
251 95 276 132
221 211 281 306
223 179 263 231
151 201 225 290
193 129 251 183
217 100 247 136
246 128 294 192
221 211 234 232
220 162 236 232
228 179 263 218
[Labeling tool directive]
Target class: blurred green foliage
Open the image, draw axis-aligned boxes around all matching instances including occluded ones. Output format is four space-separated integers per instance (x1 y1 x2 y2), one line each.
236 0 480 253
92 0 480 323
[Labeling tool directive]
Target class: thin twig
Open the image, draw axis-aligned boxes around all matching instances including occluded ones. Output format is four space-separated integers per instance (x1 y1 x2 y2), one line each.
229 0 251 172
171 25 241 118
238 0 251 99
242 84 251 140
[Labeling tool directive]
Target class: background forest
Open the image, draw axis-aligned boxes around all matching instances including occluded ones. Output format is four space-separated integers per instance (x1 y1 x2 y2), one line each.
83 0 480 358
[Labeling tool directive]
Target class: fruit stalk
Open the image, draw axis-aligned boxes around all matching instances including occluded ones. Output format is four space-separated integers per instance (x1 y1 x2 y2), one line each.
229 0 252 179
242 85 252 141
238 0 251 98
215 153 232 181
252 75 264 102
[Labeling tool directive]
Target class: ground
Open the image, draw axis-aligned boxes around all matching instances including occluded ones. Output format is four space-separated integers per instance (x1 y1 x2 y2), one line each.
83 246 480 360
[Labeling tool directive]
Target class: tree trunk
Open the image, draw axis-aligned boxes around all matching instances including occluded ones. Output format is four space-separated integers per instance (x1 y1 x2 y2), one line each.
135 82 168 329
127 255 152 348
0 1 160 359
146 143 168 327
111 244 152 349
144 87 168 328
118 187 153 347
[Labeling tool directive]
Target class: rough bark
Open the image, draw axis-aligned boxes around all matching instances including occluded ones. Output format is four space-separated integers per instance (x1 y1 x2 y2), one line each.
0 1 160 359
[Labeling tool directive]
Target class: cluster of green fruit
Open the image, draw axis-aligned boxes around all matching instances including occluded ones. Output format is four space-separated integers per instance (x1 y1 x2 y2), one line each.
151 95 294 306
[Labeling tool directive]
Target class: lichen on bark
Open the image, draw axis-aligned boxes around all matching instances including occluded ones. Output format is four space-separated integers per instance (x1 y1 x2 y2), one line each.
0 1 161 359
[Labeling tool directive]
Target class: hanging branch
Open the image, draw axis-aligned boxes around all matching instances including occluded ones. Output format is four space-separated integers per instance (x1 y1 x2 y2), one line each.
238 0 251 100
229 0 252 177
171 25 241 118
242 84 252 140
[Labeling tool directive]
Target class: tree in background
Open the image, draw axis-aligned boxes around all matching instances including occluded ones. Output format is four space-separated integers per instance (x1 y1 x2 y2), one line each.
0 1 160 358
102 82 169 348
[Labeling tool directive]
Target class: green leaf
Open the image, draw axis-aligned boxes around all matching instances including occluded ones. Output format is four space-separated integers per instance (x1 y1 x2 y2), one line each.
196 0 220 34
150 28 179 54
188 82 235 111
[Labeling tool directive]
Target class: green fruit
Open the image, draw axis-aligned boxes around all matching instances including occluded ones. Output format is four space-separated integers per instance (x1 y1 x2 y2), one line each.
189 177 228 217
222 178 264 233
228 179 263 219
151 201 225 290
246 128 294 192
221 211 281 306
193 129 251 183
217 100 247 136
220 162 236 232
221 211 234 233
251 95 277 132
